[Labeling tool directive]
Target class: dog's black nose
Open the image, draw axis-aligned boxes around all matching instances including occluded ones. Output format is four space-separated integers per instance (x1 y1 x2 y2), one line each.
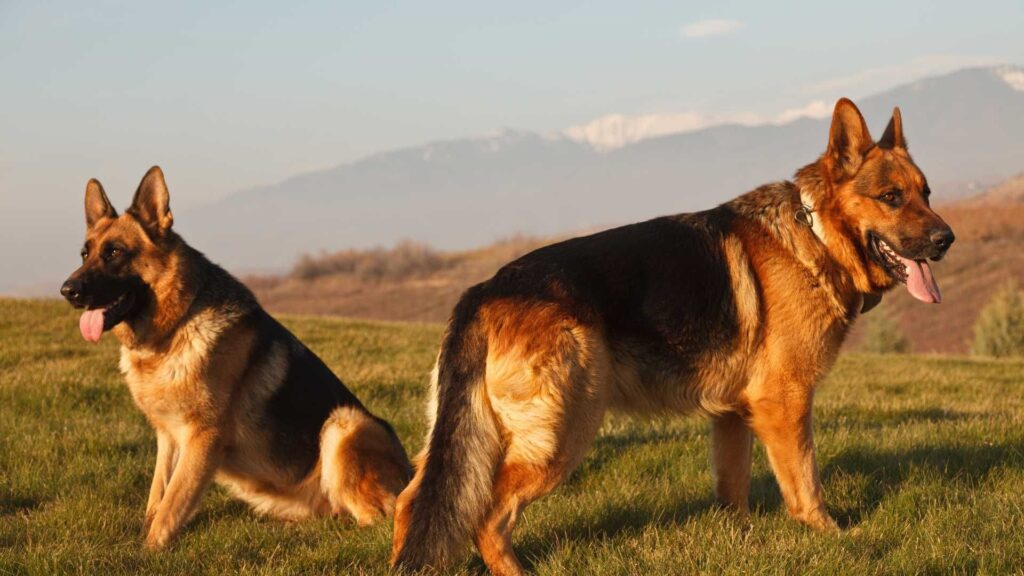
61 278 85 304
930 228 955 251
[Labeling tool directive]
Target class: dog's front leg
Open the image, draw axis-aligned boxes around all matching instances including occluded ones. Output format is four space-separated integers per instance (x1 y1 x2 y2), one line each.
144 426 223 550
143 428 177 534
711 412 754 513
748 390 837 531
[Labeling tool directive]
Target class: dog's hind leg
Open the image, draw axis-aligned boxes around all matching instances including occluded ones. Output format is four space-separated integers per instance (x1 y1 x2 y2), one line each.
711 412 753 513
475 399 607 576
320 406 411 526
474 325 609 576
474 462 563 576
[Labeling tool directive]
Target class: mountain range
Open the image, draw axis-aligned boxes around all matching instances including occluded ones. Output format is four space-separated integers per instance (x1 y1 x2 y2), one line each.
4 65 1023 295
177 66 1024 273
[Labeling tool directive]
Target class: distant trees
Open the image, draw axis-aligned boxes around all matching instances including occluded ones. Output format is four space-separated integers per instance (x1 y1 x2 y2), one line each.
859 305 910 354
971 281 1024 358
291 240 449 282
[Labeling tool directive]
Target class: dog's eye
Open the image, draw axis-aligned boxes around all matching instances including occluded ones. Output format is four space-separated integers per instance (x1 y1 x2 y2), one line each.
879 189 902 206
102 247 122 262
80 248 88 260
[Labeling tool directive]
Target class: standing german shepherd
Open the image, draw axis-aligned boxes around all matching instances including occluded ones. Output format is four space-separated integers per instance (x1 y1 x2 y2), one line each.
60 167 411 550
392 99 955 574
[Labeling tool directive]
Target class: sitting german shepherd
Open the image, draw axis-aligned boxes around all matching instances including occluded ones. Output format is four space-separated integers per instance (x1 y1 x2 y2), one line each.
61 167 411 550
392 98 955 574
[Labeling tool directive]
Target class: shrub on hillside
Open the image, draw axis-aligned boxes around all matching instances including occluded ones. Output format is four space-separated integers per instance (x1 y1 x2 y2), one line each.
971 281 1024 358
291 240 449 282
859 306 910 354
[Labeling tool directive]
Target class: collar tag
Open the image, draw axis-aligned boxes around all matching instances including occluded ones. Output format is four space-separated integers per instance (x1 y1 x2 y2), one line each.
798 191 827 244
795 204 814 228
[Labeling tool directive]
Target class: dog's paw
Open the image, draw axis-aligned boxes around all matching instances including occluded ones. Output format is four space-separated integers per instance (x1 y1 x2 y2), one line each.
143 525 173 551
142 512 156 536
792 506 840 533
808 513 840 533
843 523 865 537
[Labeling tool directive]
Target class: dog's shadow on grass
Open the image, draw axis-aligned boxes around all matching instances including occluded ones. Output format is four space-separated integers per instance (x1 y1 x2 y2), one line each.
0 494 44 516
477 428 749 574
487 414 1024 573
821 437 1024 527
188 498 253 531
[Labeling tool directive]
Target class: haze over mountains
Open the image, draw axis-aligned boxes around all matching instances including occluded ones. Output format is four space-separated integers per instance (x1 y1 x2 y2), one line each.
4 65 1022 294
177 65 1024 274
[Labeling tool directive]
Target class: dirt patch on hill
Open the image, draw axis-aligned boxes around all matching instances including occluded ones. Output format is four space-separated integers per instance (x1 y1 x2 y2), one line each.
248 195 1023 354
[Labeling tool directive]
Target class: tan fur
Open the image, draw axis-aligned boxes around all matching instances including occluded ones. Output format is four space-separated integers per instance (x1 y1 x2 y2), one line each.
321 406 409 525
394 99 954 574
118 264 407 548
67 167 411 550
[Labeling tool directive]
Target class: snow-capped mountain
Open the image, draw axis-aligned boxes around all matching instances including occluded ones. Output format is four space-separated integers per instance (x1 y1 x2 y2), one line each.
997 65 1024 91
173 66 1024 274
563 101 832 152
563 112 758 152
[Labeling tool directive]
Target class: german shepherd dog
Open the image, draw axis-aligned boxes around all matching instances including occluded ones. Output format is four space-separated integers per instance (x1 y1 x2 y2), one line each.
392 99 955 574
60 167 411 550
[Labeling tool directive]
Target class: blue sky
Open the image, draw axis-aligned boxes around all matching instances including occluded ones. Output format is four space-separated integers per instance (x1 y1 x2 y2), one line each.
0 0 1021 289
1 0 1021 211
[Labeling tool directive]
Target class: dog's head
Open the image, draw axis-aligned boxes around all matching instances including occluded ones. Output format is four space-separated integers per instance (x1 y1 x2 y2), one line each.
806 98 954 304
61 166 178 343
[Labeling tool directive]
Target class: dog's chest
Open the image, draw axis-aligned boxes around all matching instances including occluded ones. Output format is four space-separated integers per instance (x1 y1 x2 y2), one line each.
119 333 217 427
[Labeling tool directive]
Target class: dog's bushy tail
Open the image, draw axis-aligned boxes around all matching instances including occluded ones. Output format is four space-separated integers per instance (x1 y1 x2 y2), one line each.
391 292 502 570
320 406 411 526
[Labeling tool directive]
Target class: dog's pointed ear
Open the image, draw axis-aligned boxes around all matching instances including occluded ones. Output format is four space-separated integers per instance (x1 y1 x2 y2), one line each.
827 98 873 179
129 166 174 236
84 179 117 228
878 106 906 150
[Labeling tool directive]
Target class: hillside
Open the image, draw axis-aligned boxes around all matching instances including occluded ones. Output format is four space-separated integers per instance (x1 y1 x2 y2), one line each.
3 299 1024 574
247 235 559 322
851 198 1024 353
958 172 1024 206
249 179 1024 354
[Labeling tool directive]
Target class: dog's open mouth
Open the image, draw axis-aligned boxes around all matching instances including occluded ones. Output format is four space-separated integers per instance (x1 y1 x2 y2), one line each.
79 291 136 343
869 233 942 304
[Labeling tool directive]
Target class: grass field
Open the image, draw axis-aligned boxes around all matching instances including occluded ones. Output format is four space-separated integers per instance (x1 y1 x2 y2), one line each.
2 298 1023 575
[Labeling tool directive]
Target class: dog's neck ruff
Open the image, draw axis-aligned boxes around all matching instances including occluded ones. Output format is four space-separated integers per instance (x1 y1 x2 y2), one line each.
797 190 827 245
796 187 881 314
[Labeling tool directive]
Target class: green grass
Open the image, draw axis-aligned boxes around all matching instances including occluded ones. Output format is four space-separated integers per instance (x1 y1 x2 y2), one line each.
2 298 1023 575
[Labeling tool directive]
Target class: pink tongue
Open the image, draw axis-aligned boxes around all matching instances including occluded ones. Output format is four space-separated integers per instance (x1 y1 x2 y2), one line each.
897 256 942 304
79 308 106 343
